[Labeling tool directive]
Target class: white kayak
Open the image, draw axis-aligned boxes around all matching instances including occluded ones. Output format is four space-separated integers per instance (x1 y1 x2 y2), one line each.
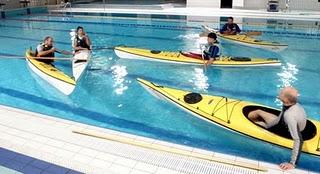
25 50 76 95
25 49 90 95
72 50 91 81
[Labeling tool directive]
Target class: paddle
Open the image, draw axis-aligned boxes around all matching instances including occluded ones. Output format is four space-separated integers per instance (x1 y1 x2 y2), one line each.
0 55 86 61
200 44 207 72
244 31 262 36
92 46 115 51
201 25 262 36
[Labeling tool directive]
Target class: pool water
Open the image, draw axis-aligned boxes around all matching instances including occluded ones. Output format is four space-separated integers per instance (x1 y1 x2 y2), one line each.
0 14 320 172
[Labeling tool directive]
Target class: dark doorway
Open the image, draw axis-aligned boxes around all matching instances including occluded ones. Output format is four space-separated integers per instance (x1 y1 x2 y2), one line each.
221 0 232 8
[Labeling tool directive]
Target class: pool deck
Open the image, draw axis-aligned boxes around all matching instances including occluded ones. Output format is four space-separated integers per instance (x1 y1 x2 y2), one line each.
0 104 318 174
49 5 320 21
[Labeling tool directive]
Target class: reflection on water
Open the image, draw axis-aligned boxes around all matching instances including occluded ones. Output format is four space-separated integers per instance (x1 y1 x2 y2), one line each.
189 68 209 91
275 62 299 105
111 65 129 95
277 63 299 88
177 33 207 53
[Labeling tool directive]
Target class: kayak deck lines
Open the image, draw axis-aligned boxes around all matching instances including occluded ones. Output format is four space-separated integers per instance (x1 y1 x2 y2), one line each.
137 78 320 157
114 46 282 67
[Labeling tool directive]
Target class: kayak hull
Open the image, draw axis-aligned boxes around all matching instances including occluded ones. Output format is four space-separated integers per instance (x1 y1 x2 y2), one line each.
72 50 91 81
137 78 320 157
25 50 76 95
201 25 288 52
115 47 281 67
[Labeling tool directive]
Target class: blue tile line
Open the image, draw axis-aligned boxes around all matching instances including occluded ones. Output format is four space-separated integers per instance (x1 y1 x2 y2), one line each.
4 18 198 31
0 24 183 42
0 148 83 174
1 23 320 51
5 15 320 36
0 35 70 46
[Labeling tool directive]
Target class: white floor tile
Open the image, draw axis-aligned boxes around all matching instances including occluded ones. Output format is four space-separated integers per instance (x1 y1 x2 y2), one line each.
259 161 281 170
192 148 214 156
63 142 82 152
264 168 284 174
78 147 100 158
23 141 43 149
40 144 60 154
114 157 137 168
72 154 95 164
235 156 259 166
109 163 132 174
155 167 180 174
96 152 119 162
134 162 158 173
130 169 152 174
46 139 65 148
213 152 236 161
55 149 76 158
90 158 112 168
285 168 309 174
32 135 52 143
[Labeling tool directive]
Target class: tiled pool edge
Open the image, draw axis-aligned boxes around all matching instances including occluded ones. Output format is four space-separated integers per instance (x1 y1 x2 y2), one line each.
0 105 316 174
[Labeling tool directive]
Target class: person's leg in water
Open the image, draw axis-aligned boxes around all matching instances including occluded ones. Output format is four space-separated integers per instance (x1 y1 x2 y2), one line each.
248 110 278 128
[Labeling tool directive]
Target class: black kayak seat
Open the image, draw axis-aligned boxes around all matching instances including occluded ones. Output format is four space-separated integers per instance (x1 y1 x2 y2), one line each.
242 105 317 141
230 57 251 62
74 59 87 64
184 93 203 104
150 50 161 54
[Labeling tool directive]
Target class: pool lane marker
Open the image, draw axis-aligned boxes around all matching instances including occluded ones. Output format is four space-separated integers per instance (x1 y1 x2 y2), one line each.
72 129 267 172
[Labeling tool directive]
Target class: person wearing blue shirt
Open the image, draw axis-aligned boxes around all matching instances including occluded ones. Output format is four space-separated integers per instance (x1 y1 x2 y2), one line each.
203 32 220 66
219 17 241 35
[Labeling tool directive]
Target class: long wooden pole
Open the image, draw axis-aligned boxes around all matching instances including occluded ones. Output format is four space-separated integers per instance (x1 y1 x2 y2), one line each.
72 129 268 172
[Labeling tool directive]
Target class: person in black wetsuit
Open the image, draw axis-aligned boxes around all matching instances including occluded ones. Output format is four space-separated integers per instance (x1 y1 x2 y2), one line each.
202 32 220 67
35 36 72 64
248 87 307 170
73 26 91 53
219 17 241 35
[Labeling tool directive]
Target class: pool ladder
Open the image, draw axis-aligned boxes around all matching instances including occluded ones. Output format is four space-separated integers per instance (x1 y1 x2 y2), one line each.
63 2 71 9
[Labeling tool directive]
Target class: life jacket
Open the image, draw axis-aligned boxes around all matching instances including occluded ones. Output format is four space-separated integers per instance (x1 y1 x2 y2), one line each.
35 43 54 64
75 35 90 52
203 42 220 59
226 23 237 31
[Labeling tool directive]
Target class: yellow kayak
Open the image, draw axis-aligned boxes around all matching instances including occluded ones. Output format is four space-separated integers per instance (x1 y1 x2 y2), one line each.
137 78 320 157
25 49 76 95
114 46 281 67
202 25 288 52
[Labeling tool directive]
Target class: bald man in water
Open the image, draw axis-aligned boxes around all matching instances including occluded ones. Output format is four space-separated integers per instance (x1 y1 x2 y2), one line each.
248 87 307 170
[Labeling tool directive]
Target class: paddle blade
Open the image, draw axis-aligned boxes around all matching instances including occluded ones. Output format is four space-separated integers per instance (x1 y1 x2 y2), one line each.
245 31 262 36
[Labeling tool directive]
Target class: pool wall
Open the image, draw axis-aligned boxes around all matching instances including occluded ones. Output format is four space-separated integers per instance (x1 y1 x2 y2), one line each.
0 7 47 19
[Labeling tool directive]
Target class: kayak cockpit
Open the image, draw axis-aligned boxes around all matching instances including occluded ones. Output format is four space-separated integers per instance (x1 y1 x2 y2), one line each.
242 105 317 141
